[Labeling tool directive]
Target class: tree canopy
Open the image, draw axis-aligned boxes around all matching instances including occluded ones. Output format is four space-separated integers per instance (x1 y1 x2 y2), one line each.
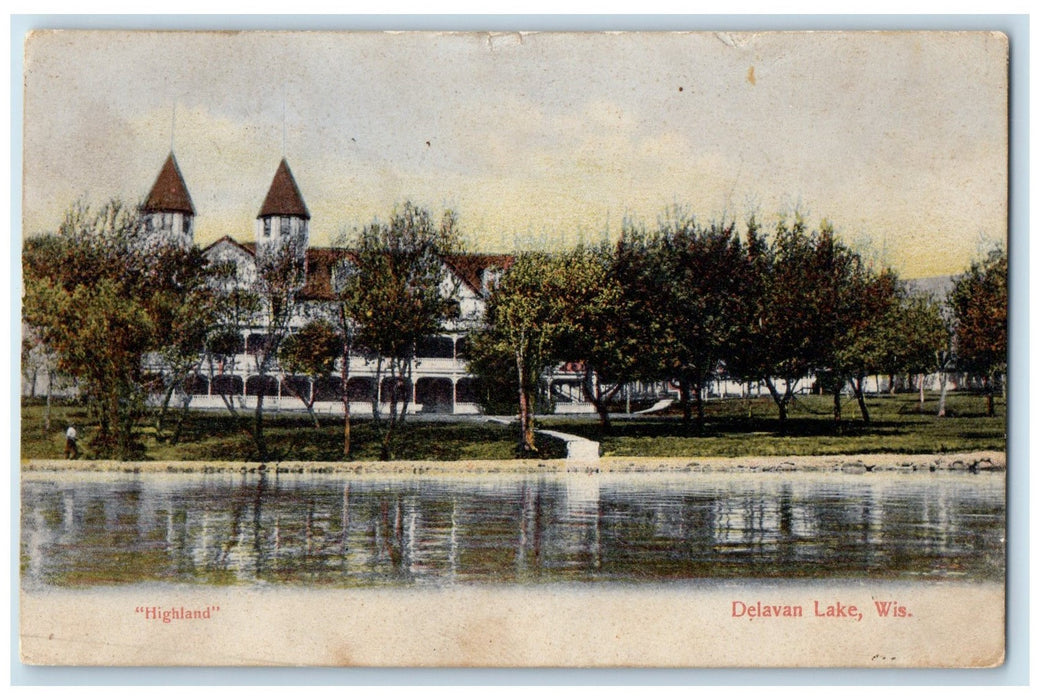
949 247 1007 415
23 200 217 457
336 202 462 459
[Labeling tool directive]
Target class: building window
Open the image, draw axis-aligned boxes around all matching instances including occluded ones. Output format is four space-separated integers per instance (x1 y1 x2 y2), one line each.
263 218 272 238
347 377 375 401
246 375 279 398
416 336 454 359
416 378 453 413
212 375 244 397
454 337 469 360
281 217 292 237
184 374 210 396
380 377 412 404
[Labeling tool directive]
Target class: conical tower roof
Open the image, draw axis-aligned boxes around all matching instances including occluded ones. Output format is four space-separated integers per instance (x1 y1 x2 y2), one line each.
143 153 195 215
258 158 310 220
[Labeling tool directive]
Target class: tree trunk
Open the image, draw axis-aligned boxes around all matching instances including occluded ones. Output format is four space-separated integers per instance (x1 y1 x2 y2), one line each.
889 373 896 396
254 388 268 461
155 381 178 440
581 367 612 432
678 377 692 427
400 359 413 426
524 388 538 455
379 362 399 462
371 357 383 421
341 345 351 459
919 373 926 406
282 376 320 428
937 370 949 417
832 384 843 426
44 379 52 432
217 390 240 418
516 349 536 457
694 377 705 432
764 377 789 429
985 374 995 417
170 393 192 444
854 376 871 424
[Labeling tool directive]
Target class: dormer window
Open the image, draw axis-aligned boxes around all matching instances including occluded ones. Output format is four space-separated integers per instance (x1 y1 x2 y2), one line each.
482 267 503 291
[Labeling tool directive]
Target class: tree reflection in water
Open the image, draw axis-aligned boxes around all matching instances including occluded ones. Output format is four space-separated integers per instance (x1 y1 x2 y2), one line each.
20 472 1005 588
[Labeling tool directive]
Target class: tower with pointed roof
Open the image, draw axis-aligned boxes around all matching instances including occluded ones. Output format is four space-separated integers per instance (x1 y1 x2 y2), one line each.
256 158 310 268
142 153 195 248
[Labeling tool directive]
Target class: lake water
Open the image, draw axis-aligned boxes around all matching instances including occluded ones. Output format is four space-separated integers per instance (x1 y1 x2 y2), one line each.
20 470 1005 588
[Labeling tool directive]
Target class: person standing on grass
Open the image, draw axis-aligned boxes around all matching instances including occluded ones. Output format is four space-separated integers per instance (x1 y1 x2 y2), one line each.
64 424 78 459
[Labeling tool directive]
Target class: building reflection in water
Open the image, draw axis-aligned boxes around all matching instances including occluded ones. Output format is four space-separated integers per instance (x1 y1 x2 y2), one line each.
20 472 1005 588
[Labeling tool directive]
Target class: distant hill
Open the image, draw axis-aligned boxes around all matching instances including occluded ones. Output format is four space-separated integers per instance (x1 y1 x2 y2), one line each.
907 275 955 300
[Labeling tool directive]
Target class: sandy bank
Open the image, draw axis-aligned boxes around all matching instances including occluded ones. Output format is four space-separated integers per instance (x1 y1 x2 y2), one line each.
21 450 1005 475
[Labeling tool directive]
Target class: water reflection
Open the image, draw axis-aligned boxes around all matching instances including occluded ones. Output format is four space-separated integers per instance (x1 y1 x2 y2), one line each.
20 471 1005 588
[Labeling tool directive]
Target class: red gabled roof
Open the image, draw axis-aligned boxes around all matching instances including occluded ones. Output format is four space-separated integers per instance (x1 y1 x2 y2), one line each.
200 237 513 302
143 153 195 215
299 247 358 301
258 158 310 220
442 253 514 294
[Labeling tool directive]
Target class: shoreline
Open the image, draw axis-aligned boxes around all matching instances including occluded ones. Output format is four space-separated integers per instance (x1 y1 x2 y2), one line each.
20 450 1005 475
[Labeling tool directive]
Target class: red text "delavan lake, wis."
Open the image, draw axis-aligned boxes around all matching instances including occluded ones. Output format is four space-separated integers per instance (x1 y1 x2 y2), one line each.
731 600 914 621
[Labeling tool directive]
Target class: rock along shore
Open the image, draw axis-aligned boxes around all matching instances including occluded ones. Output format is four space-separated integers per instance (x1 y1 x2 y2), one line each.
21 451 1005 476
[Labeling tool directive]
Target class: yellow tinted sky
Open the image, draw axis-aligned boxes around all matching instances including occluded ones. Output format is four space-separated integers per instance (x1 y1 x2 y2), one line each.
23 30 1007 277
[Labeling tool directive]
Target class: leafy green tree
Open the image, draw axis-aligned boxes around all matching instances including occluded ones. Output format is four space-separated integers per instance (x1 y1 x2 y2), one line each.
727 215 822 427
329 259 359 458
873 286 950 408
22 200 215 458
149 245 222 443
467 252 572 456
249 238 306 459
203 261 261 418
554 244 651 430
608 226 677 399
652 215 746 429
725 215 881 428
948 247 1007 416
338 202 461 460
803 223 891 426
279 319 342 427
463 338 523 415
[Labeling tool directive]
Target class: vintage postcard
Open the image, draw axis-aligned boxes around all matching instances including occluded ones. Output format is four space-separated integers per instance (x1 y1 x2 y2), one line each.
19 30 1008 667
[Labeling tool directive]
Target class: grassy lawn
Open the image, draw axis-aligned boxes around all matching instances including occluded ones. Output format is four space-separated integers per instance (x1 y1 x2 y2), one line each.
546 392 1006 458
20 392 1005 462
20 403 562 462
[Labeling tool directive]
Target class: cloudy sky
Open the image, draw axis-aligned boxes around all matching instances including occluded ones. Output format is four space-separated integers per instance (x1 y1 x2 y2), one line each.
22 30 1007 277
